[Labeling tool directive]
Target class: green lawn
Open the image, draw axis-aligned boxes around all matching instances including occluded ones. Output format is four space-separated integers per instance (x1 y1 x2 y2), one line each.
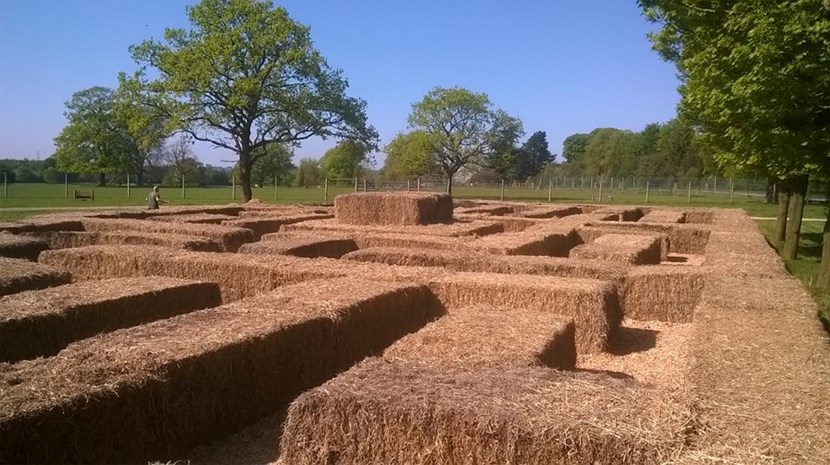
2 182 828 326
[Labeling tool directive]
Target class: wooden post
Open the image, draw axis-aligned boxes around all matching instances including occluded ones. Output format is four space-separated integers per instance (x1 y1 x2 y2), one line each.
3 172 6 198
730 178 734 203
274 176 278 201
127 173 131 199
548 179 552 202
64 173 68 198
714 176 718 193
417 178 421 192
687 181 692 203
182 174 186 199
598 178 603 203
354 177 358 192
324 178 329 202
645 181 650 204
609 176 614 194
500 180 505 201
232 174 236 200
363 178 367 192
407 179 411 191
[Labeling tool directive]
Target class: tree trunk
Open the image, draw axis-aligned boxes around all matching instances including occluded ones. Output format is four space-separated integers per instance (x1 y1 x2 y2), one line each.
765 179 776 204
819 209 830 290
98 172 107 187
783 175 808 260
239 150 253 202
446 174 453 196
776 178 791 246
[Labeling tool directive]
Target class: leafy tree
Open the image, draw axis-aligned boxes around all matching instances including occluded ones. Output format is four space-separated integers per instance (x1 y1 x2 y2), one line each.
161 137 202 186
484 109 525 180
319 140 369 179
294 158 320 188
382 131 441 180
252 143 294 186
641 0 830 276
128 0 377 202
408 86 522 195
581 128 635 181
514 131 554 181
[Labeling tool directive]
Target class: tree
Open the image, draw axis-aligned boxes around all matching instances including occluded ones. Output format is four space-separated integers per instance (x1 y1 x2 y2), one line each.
484 109 525 181
128 0 377 202
382 131 441 180
641 0 830 277
161 137 202 187
514 131 554 181
319 140 369 179
252 143 294 186
408 86 522 195
581 128 635 182
561 133 590 175
294 158 320 188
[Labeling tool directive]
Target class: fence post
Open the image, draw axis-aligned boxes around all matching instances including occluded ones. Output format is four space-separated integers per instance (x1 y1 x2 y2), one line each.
407 179 411 191
354 177 358 192
3 172 6 198
500 180 505 201
127 173 131 199
232 174 236 200
687 181 692 203
609 176 614 194
645 181 650 204
324 177 329 202
548 179 552 202
598 178 603 203
274 176 278 201
417 178 421 192
182 174 186 199
730 178 734 203
64 173 68 198
714 176 718 193
363 178 367 192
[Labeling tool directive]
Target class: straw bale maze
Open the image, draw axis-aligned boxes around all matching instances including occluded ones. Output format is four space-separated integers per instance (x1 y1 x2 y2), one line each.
1 193 828 464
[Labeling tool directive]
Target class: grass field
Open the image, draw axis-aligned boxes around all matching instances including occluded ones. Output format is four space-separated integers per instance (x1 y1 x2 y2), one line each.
2 182 828 325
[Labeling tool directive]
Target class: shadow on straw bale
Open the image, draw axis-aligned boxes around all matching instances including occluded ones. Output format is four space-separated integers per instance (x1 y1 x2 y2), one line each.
570 234 662 265
577 226 670 260
0 279 444 464
277 358 697 465
29 230 224 252
0 277 222 362
80 218 255 252
0 257 71 297
639 210 686 224
239 238 358 259
0 233 48 261
584 221 710 254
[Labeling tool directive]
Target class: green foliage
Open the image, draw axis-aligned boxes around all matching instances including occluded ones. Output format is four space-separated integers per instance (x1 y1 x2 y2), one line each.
294 158 320 188
407 86 522 193
382 131 441 180
128 0 377 201
514 131 554 181
251 143 295 186
561 133 590 167
319 140 369 179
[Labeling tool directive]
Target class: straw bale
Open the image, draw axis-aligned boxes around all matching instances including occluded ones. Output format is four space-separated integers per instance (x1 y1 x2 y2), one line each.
29 230 223 252
80 217 255 252
0 278 442 463
278 358 696 465
570 233 662 265
591 206 645 222
0 277 222 362
283 217 502 237
577 226 670 260
453 213 540 232
147 213 237 224
517 205 583 219
428 272 620 353
0 217 84 234
262 229 472 251
0 257 71 297
620 266 707 322
0 233 48 261
686 275 830 463
470 230 577 256
222 213 334 240
584 221 711 254
342 247 627 281
578 319 693 390
453 205 514 216
384 306 576 369
702 231 785 276
682 209 715 224
335 192 453 225
39 245 340 302
89 205 244 220
639 209 686 224
238 237 358 259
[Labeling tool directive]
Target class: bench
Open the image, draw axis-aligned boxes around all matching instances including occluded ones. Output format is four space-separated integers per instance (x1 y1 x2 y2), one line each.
73 190 94 201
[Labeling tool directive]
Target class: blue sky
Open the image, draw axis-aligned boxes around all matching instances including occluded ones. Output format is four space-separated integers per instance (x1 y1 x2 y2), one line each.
0 0 680 168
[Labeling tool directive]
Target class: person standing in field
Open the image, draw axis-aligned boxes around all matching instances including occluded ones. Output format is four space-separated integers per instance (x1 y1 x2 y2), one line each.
146 185 166 210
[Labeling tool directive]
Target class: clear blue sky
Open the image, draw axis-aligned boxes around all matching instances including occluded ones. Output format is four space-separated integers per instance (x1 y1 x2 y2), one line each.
0 0 680 168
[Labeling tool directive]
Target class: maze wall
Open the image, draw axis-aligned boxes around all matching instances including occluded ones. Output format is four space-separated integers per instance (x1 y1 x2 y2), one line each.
0 197 828 464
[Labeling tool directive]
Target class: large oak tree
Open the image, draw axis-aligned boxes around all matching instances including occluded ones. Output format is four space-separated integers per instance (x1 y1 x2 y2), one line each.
128 0 377 202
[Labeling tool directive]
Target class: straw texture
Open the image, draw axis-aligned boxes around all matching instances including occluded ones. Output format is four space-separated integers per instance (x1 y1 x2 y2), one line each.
0 257 71 297
570 234 662 265
335 192 453 225
0 233 48 261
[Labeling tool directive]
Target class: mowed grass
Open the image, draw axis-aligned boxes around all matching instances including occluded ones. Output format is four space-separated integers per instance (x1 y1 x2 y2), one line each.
2 182 828 326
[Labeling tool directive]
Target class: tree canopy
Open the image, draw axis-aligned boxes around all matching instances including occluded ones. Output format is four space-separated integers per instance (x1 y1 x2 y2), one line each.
128 0 377 202
407 86 522 194
319 140 369 179
382 131 441 180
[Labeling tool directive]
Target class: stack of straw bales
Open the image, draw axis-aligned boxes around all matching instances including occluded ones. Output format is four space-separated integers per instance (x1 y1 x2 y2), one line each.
583 221 710 254
0 278 442 463
278 359 695 464
639 209 686 224
516 205 583 219
0 233 48 260
577 226 670 260
384 306 576 369
283 218 502 237
469 230 577 256
222 213 334 240
238 237 358 259
29 230 223 252
263 230 473 251
427 272 620 353
0 257 71 297
79 218 255 252
0 277 221 362
570 234 662 265
335 192 453 225
620 267 707 322
591 206 645 222
147 213 237 224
